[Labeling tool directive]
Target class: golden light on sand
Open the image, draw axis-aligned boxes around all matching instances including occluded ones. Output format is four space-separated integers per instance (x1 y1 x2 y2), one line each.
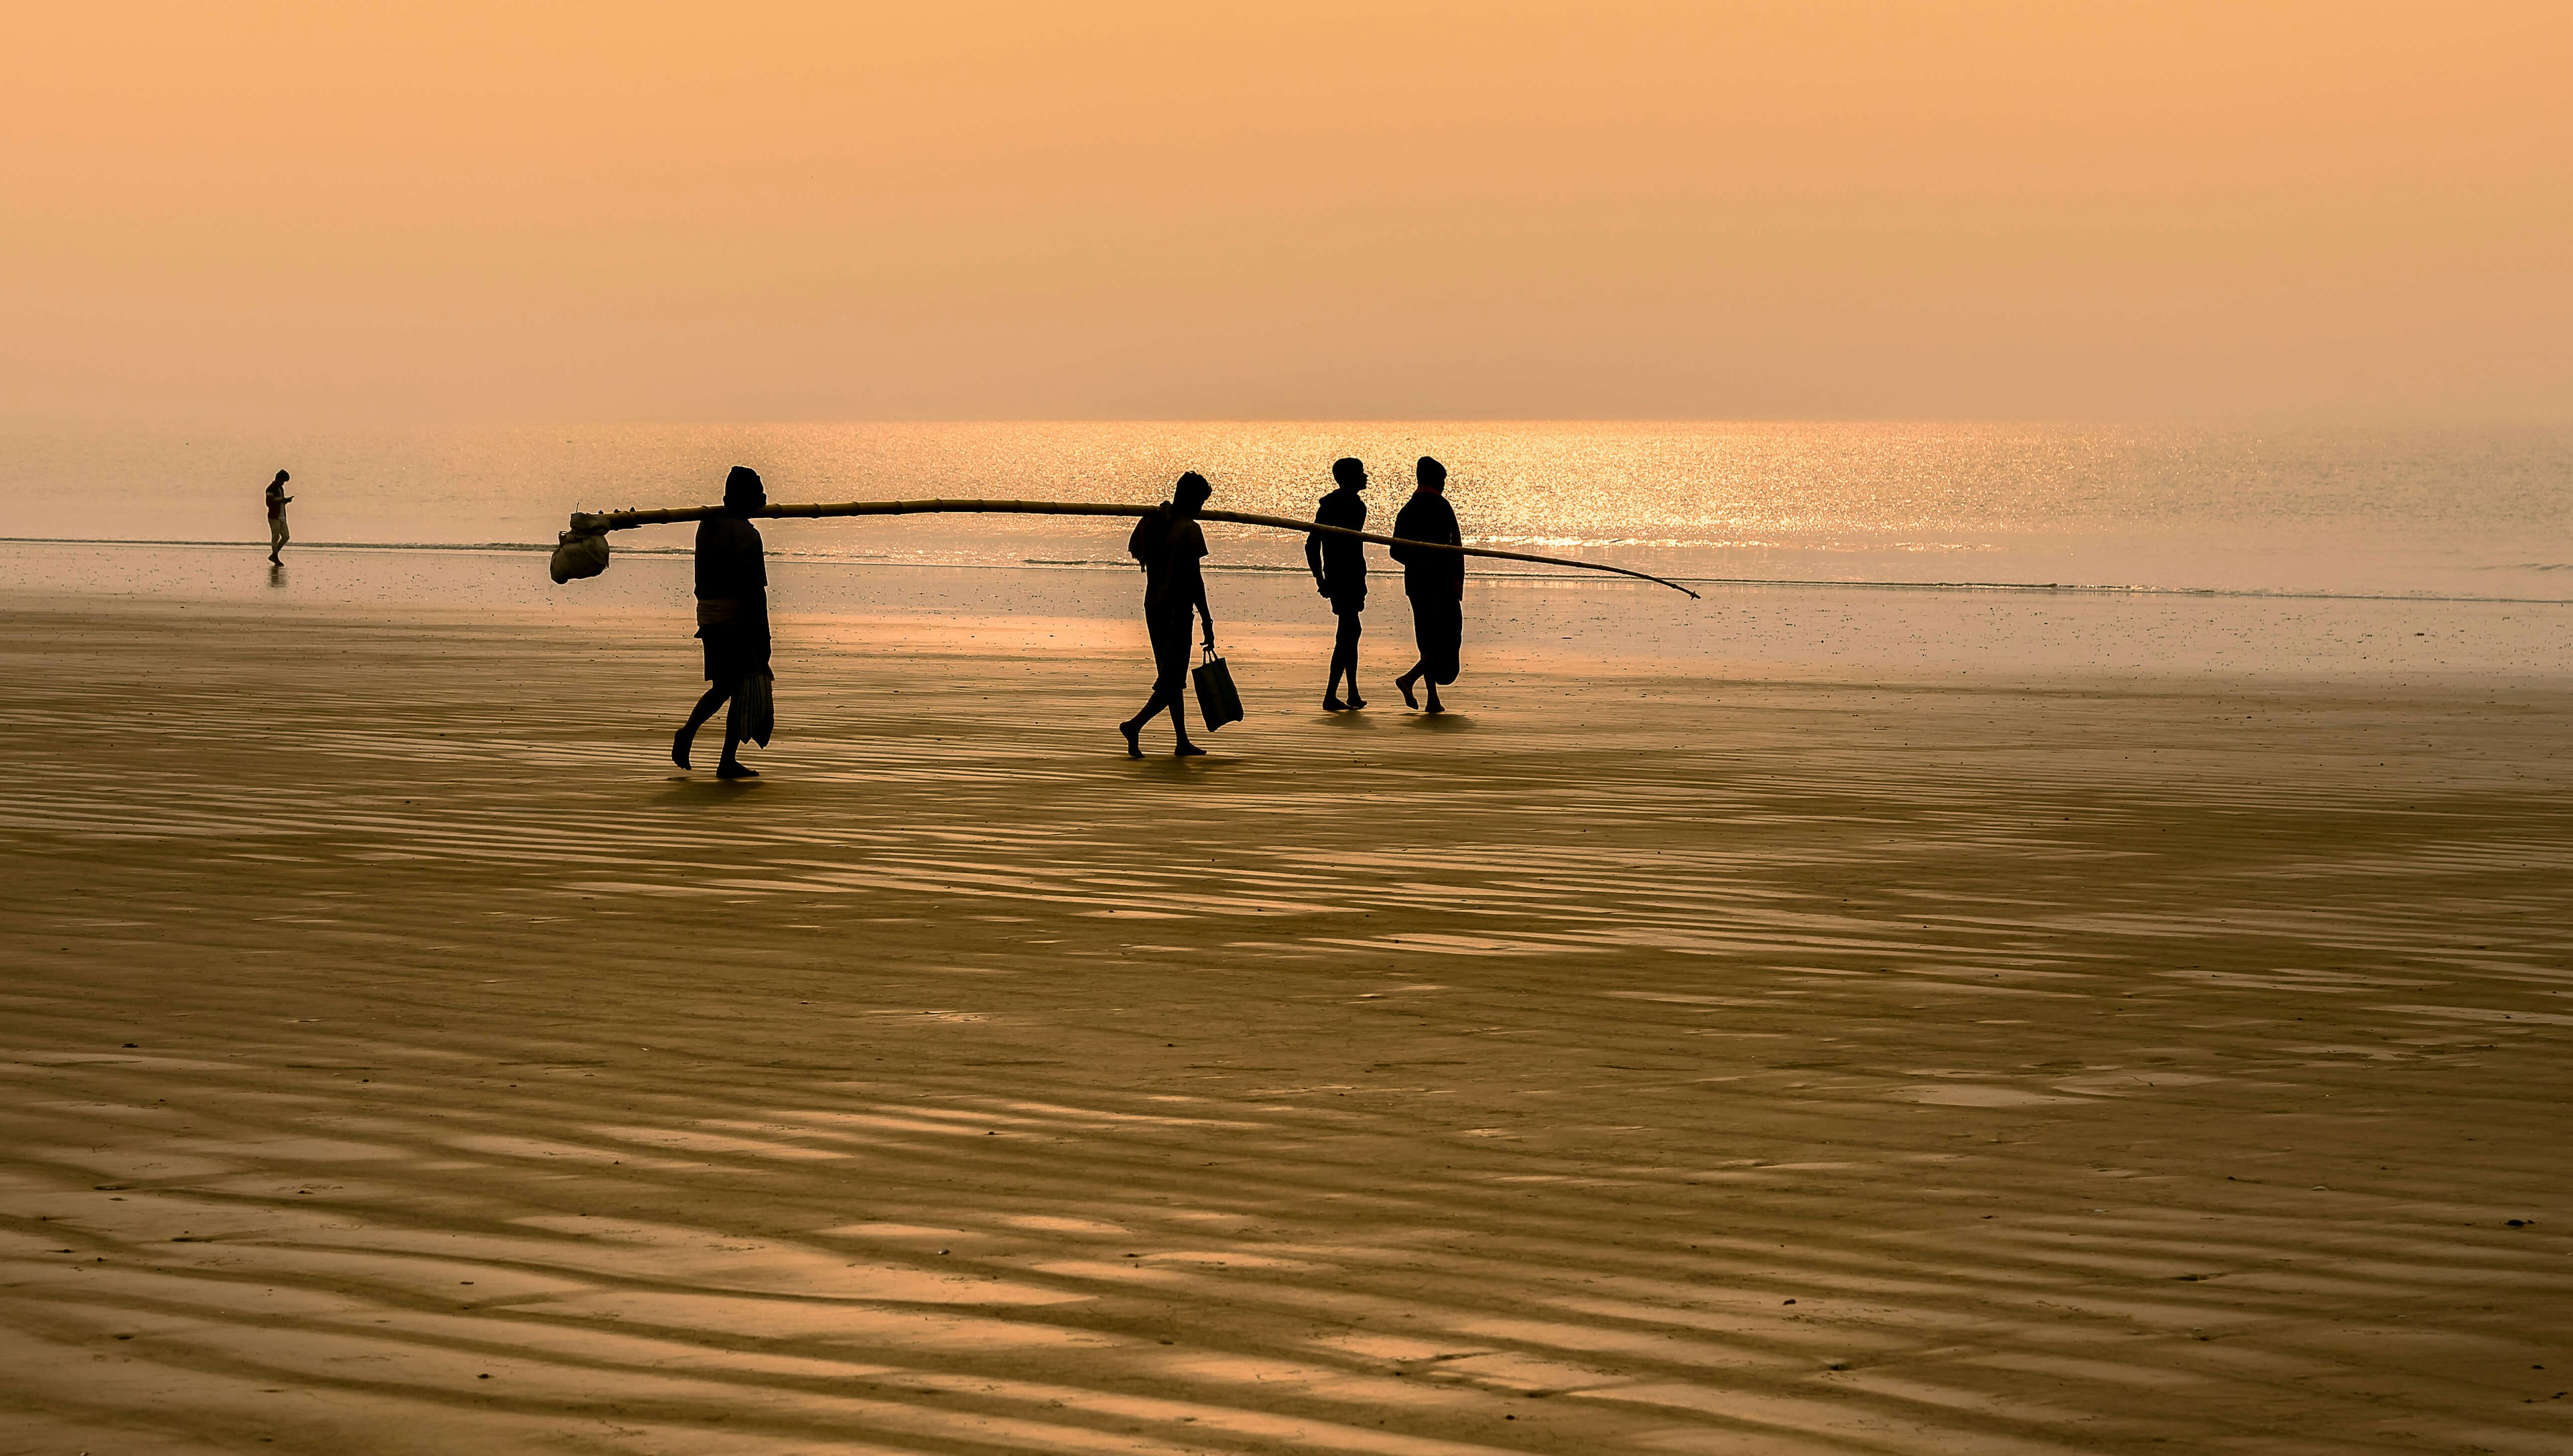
6 7 2573 1452
5 599 2570 1449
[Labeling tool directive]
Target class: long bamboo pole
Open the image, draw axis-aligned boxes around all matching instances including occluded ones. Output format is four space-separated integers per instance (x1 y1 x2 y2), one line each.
562 499 1700 598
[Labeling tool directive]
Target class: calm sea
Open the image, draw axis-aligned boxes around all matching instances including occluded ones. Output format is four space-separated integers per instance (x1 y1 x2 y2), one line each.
5 420 2568 601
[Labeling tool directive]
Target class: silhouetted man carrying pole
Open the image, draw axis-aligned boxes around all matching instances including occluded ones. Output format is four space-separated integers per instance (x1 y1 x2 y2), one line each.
673 466 771 779
1390 456 1463 714
1306 456 1370 712
264 470 293 564
1119 472 1218 758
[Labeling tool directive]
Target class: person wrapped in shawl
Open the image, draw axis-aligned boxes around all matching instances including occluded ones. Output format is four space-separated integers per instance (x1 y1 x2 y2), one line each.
1390 456 1464 714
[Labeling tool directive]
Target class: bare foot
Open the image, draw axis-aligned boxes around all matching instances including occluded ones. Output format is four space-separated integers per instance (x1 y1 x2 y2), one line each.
716 761 758 779
1394 673 1419 709
1425 687 1445 715
1323 695 1347 712
671 728 694 769
1345 692 1368 710
1120 720 1142 758
1174 742 1207 757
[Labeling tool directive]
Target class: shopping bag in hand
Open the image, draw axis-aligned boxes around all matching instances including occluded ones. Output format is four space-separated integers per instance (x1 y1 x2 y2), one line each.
1191 649 1243 730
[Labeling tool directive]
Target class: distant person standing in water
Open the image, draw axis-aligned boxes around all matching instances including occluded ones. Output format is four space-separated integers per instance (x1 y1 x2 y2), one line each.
1390 456 1463 714
1306 456 1370 712
263 471 293 563
1119 472 1217 758
673 466 770 780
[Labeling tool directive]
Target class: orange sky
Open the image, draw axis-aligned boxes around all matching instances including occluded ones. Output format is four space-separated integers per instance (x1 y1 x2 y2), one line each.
3 2 2567 421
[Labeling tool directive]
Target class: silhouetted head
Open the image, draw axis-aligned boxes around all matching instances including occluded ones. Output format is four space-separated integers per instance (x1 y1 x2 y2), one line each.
1331 456 1367 490
724 466 766 515
1173 471 1212 515
273 470 289 486
1416 456 1447 492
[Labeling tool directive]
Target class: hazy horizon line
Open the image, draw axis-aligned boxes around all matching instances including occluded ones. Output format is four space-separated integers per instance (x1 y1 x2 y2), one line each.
9 412 2572 432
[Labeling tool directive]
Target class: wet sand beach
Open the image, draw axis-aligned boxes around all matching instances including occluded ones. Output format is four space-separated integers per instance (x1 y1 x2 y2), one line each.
4 582 2571 1454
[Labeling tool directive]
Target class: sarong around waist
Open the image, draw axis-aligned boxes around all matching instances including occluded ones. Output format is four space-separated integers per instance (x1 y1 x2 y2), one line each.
696 597 771 682
1408 594 1461 685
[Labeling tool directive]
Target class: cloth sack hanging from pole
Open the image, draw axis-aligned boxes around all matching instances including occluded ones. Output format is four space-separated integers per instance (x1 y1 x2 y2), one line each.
550 530 610 583
1192 649 1242 731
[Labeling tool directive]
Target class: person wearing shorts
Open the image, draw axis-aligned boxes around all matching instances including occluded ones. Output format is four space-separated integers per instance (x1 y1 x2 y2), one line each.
1305 456 1370 712
1118 472 1218 758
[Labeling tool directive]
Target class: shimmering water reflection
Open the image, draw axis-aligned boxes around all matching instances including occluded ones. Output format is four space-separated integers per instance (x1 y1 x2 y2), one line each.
6 421 2570 598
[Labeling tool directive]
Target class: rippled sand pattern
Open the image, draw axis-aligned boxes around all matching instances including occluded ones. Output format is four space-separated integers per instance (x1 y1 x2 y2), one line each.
4 603 2571 1454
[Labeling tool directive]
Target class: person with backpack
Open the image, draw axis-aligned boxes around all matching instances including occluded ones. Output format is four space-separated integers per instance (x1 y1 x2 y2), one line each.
1118 472 1217 758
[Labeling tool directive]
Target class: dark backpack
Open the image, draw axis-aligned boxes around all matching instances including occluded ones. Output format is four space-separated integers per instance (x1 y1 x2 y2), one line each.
1126 504 1173 572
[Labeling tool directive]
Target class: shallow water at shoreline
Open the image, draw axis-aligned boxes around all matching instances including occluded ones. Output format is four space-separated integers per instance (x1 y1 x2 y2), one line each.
8 419 2570 600
5 539 2566 685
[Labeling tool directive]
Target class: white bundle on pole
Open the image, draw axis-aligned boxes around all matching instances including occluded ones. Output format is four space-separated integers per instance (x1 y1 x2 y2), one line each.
551 497 1700 598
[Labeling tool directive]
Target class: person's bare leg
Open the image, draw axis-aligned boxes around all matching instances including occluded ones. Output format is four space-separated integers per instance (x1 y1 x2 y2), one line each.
1120 696 1157 757
1326 615 1363 710
1424 679 1444 714
674 681 732 769
716 694 756 778
1120 682 1174 757
1395 663 1422 709
1167 697 1203 756
1341 615 1366 709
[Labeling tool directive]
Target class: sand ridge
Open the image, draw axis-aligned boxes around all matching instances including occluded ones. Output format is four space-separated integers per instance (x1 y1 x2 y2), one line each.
3 598 2570 1453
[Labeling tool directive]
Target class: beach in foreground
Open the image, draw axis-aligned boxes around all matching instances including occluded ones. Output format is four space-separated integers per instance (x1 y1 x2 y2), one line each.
3 573 2570 1455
